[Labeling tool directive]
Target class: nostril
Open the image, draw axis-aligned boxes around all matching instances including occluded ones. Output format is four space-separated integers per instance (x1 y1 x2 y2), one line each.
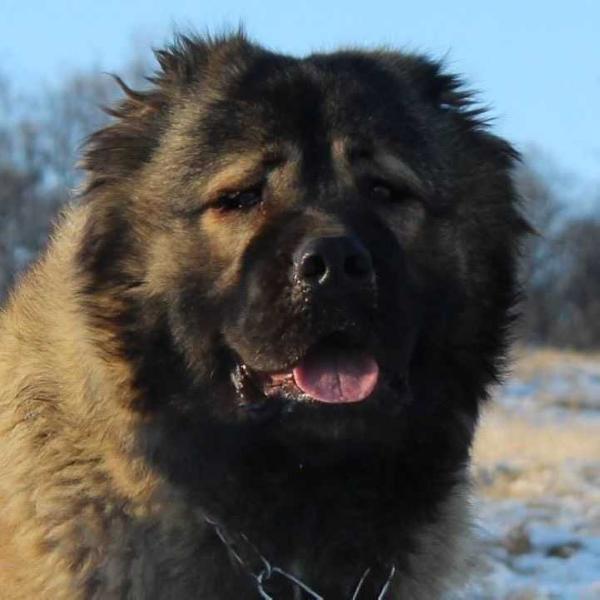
345 253 372 280
300 253 327 282
293 235 373 288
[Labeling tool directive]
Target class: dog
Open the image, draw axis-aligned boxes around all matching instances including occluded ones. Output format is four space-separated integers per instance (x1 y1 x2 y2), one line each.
0 32 528 598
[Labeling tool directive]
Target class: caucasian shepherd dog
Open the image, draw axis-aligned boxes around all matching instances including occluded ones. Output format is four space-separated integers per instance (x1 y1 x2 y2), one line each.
0 33 528 599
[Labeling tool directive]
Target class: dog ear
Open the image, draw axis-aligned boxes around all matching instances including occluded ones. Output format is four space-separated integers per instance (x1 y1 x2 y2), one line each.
397 56 489 123
80 35 206 189
81 31 252 192
80 76 170 191
399 55 521 168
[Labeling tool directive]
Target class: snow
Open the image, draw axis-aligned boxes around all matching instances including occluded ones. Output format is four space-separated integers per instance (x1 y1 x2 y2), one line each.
465 498 600 599
497 357 600 423
461 350 600 599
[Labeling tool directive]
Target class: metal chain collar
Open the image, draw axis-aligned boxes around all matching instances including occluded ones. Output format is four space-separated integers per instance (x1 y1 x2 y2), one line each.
204 515 397 599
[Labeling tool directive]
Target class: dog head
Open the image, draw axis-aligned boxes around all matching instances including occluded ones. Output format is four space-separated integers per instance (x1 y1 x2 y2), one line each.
79 33 527 455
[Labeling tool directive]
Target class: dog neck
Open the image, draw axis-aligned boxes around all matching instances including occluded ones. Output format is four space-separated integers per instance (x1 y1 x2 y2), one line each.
203 512 397 599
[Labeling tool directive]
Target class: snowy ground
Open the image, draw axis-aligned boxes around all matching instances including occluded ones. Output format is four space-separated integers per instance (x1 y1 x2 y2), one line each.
465 349 600 599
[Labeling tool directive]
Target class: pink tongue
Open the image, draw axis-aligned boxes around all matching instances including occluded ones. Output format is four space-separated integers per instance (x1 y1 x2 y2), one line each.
292 347 379 403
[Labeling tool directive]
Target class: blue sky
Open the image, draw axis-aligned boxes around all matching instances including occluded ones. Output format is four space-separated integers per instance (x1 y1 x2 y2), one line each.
2 0 599 198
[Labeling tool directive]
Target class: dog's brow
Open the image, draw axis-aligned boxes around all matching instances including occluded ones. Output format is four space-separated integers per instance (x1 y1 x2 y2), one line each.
204 154 271 200
335 139 426 196
374 151 426 195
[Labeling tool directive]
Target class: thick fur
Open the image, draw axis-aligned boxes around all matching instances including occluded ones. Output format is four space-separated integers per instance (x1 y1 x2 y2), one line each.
0 33 528 599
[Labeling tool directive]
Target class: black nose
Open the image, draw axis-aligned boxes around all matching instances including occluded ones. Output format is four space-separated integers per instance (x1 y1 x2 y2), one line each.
293 235 374 289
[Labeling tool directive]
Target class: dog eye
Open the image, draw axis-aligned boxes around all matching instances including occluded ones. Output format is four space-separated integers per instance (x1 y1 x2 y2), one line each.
215 188 263 211
369 181 411 204
370 183 393 201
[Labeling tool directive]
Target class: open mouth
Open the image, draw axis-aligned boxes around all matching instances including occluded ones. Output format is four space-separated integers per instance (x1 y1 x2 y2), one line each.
232 336 380 405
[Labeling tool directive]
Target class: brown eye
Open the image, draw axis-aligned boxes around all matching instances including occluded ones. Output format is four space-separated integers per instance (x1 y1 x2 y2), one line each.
215 188 263 211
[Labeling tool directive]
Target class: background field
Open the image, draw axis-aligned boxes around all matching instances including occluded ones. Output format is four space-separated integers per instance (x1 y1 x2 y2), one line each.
467 349 600 598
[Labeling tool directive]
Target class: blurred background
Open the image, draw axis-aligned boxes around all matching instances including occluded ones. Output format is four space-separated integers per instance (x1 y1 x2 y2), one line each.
1 1 599 597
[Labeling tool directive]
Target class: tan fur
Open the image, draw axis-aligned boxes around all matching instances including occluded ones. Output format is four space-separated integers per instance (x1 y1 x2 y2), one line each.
0 206 204 598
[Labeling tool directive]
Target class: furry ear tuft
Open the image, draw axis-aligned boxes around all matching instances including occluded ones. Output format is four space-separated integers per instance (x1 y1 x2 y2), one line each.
398 55 521 166
81 31 254 193
408 57 490 124
153 34 211 86
152 29 251 87
81 80 168 192
106 75 159 109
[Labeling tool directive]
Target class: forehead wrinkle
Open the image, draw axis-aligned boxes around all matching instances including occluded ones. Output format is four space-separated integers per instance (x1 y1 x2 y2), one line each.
297 145 336 199
330 137 355 186
331 138 348 163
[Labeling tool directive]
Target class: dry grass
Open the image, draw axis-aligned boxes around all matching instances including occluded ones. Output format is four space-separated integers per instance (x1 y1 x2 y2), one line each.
472 412 600 500
474 413 600 465
509 345 600 379
472 347 600 501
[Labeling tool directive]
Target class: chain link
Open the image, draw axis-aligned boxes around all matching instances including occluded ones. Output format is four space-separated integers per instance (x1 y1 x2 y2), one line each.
204 514 396 599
